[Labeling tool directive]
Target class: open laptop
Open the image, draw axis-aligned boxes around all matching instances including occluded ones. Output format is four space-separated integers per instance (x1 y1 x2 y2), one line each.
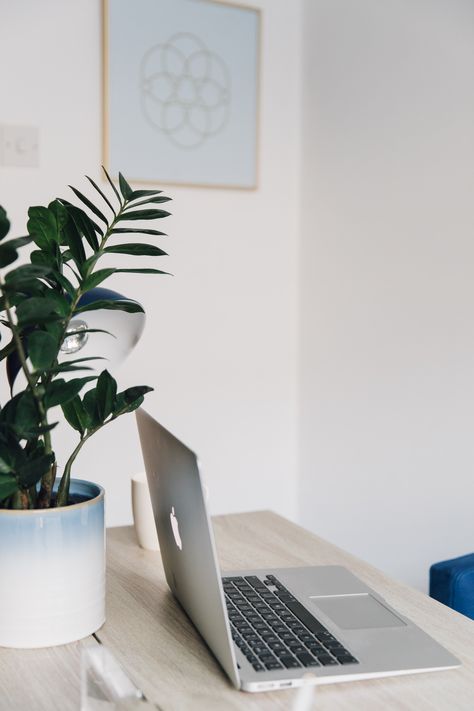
136 408 460 692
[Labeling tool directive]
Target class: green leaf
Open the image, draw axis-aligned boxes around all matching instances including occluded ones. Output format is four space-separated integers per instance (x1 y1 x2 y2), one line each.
30 249 53 267
65 203 100 250
82 387 100 428
0 206 10 240
49 356 105 374
102 165 122 206
82 268 116 291
111 228 167 237
61 214 86 267
0 338 16 361
62 327 116 339
61 396 88 435
122 385 153 402
96 370 117 422
0 474 18 501
1 391 39 438
49 363 94 374
41 290 71 318
69 185 108 226
0 244 19 268
128 195 171 208
48 200 69 243
129 189 163 199
86 175 116 216
16 297 60 326
116 268 170 275
1 235 32 250
118 172 133 200
4 263 52 286
0 449 13 474
28 330 57 370
51 271 77 298
17 452 54 488
45 377 96 408
27 206 59 250
75 299 144 315
111 385 152 418
117 208 170 221
104 243 167 257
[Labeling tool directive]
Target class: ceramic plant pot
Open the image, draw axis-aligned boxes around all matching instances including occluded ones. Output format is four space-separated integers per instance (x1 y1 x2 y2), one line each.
0 479 105 648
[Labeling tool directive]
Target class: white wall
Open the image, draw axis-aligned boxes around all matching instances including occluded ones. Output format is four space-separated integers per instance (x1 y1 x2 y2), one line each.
0 0 301 525
299 0 474 590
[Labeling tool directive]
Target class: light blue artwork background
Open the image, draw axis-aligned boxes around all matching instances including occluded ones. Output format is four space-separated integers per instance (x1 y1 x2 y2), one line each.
108 0 259 187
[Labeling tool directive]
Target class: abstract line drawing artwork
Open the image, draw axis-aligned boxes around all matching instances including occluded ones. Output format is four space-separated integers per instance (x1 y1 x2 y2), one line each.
140 33 231 150
104 0 260 189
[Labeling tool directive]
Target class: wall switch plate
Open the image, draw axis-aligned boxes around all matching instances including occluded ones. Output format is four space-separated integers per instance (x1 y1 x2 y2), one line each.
0 124 39 167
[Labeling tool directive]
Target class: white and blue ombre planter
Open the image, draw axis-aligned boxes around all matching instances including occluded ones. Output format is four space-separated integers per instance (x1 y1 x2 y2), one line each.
0 479 105 648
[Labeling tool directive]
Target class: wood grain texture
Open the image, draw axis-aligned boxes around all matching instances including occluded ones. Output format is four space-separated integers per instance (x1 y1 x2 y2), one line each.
0 638 94 711
96 512 474 710
1 511 473 710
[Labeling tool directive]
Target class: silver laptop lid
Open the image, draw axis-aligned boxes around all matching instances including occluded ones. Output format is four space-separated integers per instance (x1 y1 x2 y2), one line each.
135 408 240 689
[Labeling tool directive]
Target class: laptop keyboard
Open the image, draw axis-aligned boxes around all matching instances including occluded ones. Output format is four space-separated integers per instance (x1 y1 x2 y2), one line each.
222 574 359 673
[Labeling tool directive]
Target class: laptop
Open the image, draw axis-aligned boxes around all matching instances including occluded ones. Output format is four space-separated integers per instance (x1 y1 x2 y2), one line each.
135 408 460 692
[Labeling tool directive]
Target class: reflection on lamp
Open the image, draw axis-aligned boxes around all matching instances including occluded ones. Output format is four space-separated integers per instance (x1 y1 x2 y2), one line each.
60 287 145 369
7 287 145 392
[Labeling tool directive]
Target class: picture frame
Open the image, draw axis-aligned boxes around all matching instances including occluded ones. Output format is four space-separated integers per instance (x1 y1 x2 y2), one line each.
103 0 261 189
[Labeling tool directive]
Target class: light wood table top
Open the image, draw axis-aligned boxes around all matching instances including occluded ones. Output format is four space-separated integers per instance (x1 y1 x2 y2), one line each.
1 510 473 710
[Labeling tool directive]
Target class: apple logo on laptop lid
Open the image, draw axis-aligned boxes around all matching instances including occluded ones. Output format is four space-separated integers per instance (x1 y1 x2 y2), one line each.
170 507 182 551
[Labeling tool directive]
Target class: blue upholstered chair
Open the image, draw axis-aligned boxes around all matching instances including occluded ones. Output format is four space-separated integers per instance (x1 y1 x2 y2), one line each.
430 553 474 620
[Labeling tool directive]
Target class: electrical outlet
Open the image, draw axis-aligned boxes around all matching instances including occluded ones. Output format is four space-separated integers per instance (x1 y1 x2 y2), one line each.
0 124 39 168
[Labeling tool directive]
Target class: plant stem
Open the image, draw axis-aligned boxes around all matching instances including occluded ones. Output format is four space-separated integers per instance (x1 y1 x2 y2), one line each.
1 281 53 509
55 401 135 507
55 431 95 507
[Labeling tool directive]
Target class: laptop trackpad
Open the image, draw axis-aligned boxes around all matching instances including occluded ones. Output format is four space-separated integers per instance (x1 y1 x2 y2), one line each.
310 594 406 629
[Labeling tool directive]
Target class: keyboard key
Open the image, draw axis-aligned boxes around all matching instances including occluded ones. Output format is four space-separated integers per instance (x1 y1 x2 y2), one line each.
280 656 302 669
337 654 359 665
245 576 263 587
284 599 329 634
297 653 320 667
259 653 278 663
265 661 283 670
331 647 352 658
325 641 344 649
252 662 265 672
317 655 339 666
273 647 292 658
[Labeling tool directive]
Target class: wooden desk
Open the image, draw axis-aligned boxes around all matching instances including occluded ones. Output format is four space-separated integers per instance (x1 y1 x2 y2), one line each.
1 511 473 710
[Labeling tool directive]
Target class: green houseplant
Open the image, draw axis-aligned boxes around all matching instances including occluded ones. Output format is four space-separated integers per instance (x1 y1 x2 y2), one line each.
0 168 171 648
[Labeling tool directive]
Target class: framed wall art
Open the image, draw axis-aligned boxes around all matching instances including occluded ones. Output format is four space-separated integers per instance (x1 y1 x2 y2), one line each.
103 0 260 189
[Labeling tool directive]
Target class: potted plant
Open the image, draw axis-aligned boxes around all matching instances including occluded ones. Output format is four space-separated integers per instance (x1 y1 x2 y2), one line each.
0 169 171 648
